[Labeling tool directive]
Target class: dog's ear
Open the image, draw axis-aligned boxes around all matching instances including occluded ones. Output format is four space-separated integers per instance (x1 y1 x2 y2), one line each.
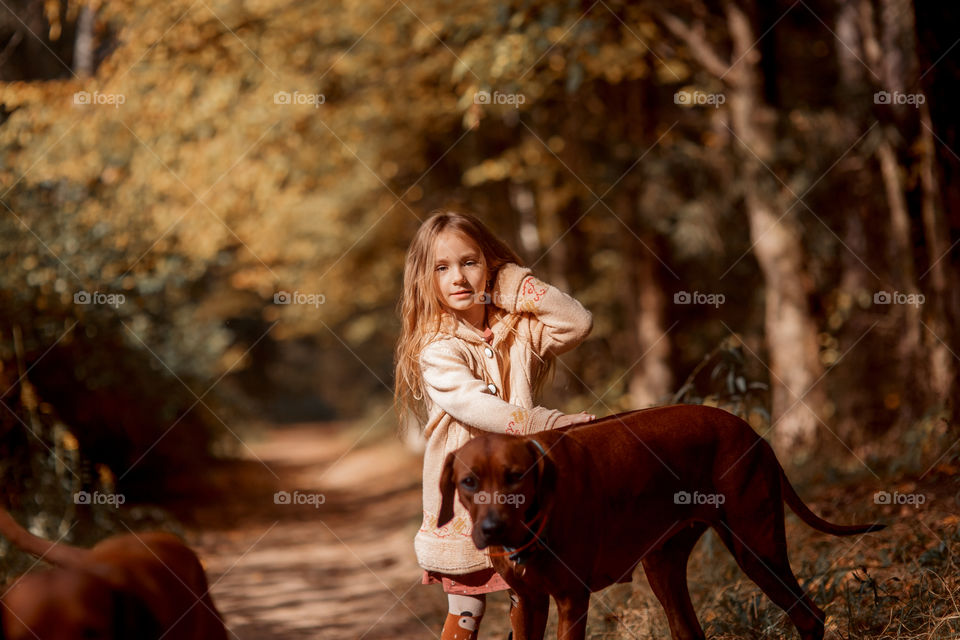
528 440 557 516
112 589 164 640
437 451 458 528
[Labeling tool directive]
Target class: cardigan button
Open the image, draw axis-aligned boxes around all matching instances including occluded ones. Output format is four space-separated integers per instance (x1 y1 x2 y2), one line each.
487 383 497 395
483 346 494 358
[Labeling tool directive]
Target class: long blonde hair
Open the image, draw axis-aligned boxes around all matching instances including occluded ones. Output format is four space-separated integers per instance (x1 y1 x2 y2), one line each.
393 210 550 432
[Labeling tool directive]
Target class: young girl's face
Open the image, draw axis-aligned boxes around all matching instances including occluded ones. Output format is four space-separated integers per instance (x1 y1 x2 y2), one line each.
432 229 489 325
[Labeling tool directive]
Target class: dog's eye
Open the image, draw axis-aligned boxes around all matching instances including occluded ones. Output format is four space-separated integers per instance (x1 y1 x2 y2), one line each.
460 476 477 490
505 470 524 485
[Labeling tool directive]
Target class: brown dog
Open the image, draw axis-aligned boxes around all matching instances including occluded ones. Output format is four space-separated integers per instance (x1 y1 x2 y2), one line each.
0 507 228 640
438 404 885 640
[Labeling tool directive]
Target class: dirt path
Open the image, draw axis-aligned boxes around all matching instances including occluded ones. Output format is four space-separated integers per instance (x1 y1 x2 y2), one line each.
169 422 460 639
164 421 629 639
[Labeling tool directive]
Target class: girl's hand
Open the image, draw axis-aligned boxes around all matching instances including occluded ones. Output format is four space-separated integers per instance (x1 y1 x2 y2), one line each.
554 411 596 428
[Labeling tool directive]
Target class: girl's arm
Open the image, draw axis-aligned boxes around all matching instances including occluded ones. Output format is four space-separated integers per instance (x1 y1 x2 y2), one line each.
492 263 593 357
419 340 564 435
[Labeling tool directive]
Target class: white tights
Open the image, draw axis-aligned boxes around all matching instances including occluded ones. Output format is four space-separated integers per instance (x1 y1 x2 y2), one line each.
447 593 486 616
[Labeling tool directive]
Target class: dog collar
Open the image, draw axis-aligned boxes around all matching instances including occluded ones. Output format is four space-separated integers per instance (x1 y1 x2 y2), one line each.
505 546 534 564
529 438 547 458
497 510 547 564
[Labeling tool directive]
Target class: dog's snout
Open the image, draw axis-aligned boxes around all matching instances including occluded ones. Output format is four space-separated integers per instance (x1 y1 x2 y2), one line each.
480 514 505 537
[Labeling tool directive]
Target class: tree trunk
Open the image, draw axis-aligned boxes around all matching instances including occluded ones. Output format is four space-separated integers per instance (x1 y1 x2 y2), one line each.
724 2 827 453
73 4 96 78
510 182 540 261
914 2 960 423
658 1 832 453
875 135 924 420
836 1 863 86
620 186 672 408
917 102 956 414
858 0 929 423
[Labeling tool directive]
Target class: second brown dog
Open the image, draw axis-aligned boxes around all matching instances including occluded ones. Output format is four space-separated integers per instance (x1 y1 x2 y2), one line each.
0 507 228 640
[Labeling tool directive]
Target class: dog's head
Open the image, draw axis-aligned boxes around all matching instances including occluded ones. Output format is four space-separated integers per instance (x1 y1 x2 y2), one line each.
437 433 556 550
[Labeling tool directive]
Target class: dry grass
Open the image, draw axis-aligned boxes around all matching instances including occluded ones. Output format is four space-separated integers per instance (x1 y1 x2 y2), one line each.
577 479 960 640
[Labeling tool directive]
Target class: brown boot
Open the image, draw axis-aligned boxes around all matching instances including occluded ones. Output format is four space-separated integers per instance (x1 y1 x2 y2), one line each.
440 611 483 640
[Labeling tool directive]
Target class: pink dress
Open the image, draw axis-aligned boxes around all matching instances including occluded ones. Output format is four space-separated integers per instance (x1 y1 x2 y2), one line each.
421 567 511 594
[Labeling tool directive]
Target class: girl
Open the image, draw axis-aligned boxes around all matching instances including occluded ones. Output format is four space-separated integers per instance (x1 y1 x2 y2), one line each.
394 210 595 639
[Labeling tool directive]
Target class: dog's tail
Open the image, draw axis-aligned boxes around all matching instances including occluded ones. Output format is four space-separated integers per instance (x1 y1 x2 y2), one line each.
0 507 89 567
779 470 886 536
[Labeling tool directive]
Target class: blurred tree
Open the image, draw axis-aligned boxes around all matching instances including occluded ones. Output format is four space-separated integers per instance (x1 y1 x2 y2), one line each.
656 1 829 451
913 1 960 424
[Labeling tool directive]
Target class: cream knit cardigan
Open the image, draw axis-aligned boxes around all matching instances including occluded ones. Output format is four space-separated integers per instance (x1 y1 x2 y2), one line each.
414 263 593 574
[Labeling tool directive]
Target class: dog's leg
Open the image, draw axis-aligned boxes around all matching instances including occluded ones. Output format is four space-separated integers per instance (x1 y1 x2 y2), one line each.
715 512 825 640
508 590 549 640
554 592 589 640
640 523 707 640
